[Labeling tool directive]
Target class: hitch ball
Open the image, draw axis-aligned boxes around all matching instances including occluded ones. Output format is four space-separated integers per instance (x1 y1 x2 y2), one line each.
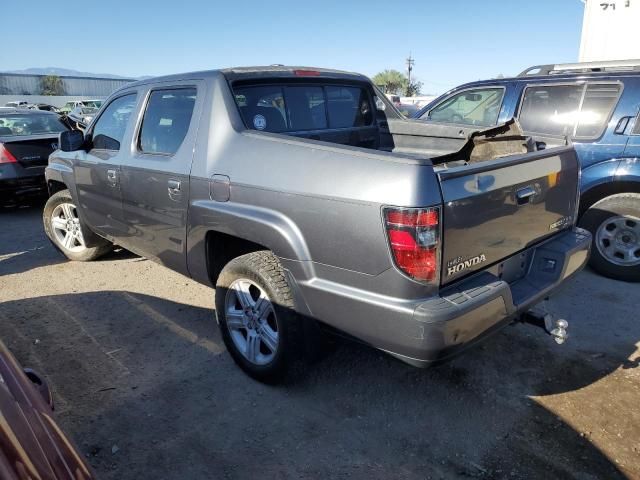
550 319 569 345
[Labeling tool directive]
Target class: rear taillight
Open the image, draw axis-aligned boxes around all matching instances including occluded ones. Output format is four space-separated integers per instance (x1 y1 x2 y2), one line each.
0 144 17 164
384 206 440 284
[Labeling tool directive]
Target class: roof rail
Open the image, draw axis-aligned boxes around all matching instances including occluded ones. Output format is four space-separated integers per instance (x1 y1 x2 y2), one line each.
518 59 640 77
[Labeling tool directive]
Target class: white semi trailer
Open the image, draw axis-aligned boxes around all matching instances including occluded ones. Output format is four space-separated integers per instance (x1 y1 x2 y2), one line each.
580 0 640 61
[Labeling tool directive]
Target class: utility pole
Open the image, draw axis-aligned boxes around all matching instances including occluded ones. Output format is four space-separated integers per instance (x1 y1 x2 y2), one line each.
406 52 415 86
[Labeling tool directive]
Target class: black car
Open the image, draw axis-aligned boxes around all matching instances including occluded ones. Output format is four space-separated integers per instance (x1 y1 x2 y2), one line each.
0 109 70 204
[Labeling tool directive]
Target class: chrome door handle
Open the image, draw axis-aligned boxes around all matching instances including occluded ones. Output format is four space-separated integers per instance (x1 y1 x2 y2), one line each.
106 169 118 184
168 179 181 195
516 185 536 205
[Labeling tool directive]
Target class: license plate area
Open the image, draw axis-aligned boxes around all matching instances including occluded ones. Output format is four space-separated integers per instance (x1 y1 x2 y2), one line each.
486 250 533 284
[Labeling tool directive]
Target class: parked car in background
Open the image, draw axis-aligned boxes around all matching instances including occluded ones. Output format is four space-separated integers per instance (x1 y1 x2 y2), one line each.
4 101 31 109
385 93 401 107
413 60 640 281
0 109 70 204
397 103 420 118
0 338 95 479
31 103 60 113
68 106 98 129
59 100 104 115
44 66 589 382
83 99 103 109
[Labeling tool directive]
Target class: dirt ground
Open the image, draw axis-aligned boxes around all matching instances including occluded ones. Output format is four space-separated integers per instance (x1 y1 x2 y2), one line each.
1 203 638 480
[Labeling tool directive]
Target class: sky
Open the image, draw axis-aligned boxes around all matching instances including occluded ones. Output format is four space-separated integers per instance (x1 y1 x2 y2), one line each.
2 0 585 95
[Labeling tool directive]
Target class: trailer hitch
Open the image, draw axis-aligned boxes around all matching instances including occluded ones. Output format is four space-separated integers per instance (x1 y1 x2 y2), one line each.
520 310 569 345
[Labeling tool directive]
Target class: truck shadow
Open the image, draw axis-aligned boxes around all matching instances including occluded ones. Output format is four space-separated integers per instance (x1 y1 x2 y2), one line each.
0 201 64 276
0 204 140 276
0 289 635 479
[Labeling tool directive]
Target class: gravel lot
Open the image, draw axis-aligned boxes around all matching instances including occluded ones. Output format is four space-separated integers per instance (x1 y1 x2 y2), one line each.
1 203 639 480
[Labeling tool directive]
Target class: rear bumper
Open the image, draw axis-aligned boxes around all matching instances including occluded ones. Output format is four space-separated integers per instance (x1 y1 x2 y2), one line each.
299 228 591 367
0 164 46 201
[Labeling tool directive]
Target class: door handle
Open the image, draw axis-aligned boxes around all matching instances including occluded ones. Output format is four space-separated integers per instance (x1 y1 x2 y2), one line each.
516 185 536 205
168 179 181 195
614 116 632 135
106 169 118 184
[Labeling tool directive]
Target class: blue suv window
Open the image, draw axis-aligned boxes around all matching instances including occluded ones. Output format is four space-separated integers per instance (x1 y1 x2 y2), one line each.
519 83 621 139
421 88 504 127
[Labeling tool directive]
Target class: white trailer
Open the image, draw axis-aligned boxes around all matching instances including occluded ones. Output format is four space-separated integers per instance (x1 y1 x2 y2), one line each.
580 0 640 61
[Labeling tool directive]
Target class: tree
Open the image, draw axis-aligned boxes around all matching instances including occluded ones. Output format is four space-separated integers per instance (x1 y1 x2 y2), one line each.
405 80 423 97
40 75 65 96
372 69 408 95
373 70 423 96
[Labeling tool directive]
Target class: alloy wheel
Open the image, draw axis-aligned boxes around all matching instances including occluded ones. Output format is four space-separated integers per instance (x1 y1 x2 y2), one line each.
51 202 86 253
224 279 279 365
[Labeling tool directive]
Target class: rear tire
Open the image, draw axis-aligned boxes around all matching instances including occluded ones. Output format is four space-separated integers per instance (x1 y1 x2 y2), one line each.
215 251 304 383
579 193 640 282
43 189 112 261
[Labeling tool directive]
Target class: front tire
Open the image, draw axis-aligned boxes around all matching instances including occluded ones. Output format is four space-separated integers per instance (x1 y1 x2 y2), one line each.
215 251 303 383
579 193 640 282
43 189 112 261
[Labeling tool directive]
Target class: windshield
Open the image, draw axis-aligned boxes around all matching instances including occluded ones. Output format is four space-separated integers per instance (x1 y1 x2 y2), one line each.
80 108 98 115
0 114 68 137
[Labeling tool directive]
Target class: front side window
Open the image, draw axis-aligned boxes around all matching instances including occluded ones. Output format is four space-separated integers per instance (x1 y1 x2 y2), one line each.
519 83 621 139
91 93 137 151
0 114 68 137
139 88 197 155
422 88 504 126
234 83 373 133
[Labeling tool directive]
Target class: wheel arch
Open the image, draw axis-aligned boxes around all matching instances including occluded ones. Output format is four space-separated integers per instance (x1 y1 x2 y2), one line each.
47 179 68 196
187 202 314 289
579 179 640 217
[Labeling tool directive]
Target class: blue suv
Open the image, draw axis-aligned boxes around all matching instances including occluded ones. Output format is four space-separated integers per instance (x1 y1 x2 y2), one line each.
414 60 640 282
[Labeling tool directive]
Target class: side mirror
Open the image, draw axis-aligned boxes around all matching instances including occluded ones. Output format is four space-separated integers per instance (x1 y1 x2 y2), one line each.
59 130 85 152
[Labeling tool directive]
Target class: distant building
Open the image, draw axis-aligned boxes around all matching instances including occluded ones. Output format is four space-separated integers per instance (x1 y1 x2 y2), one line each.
0 72 134 97
579 0 640 61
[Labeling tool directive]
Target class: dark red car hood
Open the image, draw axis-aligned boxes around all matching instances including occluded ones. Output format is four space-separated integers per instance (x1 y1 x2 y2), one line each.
0 338 94 479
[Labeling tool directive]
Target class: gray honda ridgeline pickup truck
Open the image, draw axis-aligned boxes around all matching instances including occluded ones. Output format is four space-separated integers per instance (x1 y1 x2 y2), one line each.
43 66 591 382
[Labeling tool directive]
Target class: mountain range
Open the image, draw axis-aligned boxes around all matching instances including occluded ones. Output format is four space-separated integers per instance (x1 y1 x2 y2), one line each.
3 67 148 80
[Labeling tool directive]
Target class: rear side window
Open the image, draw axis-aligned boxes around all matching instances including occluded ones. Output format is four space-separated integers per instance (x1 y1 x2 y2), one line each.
234 84 373 133
421 88 504 126
519 83 621 139
575 84 621 138
92 93 137 151
139 88 196 155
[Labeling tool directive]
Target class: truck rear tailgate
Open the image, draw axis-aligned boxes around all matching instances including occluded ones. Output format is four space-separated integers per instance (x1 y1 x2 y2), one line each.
437 146 579 285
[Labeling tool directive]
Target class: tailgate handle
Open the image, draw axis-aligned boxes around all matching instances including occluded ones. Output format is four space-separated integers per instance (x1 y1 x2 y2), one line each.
516 186 536 205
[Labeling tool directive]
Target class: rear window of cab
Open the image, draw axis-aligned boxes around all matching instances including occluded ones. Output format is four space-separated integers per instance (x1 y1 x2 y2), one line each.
233 83 374 133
